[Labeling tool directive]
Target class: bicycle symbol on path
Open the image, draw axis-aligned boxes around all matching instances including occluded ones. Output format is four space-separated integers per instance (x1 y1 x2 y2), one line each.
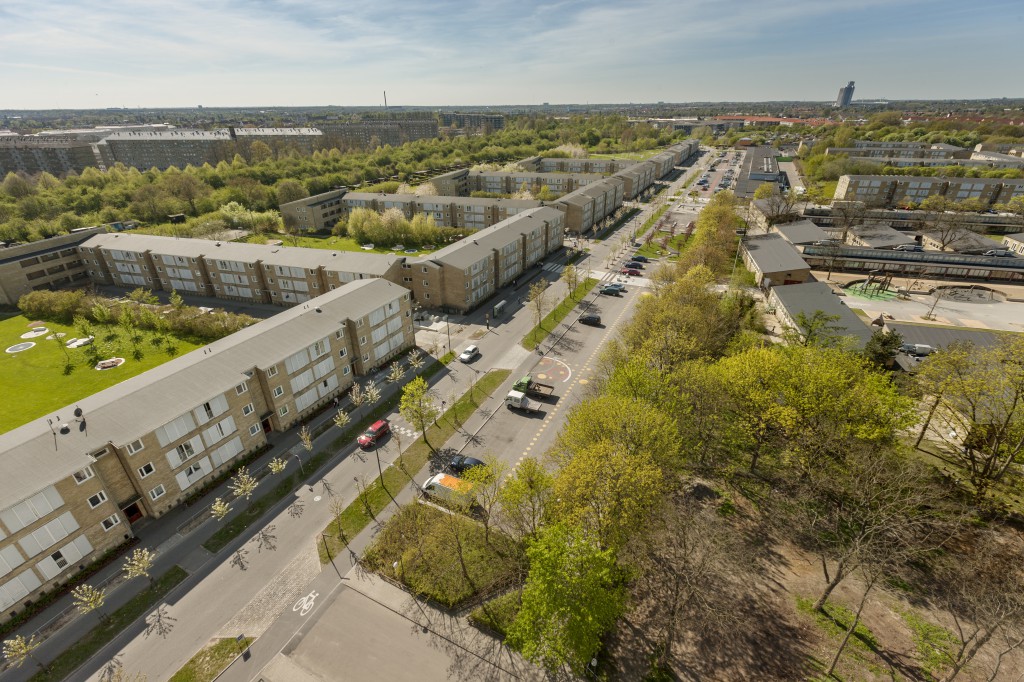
293 590 319 616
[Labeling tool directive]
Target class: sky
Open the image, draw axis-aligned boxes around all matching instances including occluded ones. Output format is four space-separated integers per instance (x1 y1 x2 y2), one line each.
1 0 1022 109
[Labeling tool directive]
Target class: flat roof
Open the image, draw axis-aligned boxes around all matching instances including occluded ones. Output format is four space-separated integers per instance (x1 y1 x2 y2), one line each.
743 234 810 273
0 279 407 510
772 282 873 349
425 207 562 269
774 220 829 245
850 224 916 248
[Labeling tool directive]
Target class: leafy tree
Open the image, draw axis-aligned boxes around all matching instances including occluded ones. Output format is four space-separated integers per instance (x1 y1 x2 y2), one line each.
400 376 439 454
229 467 259 501
71 584 107 621
915 336 1024 500
560 263 580 297
460 455 508 543
333 409 350 431
863 328 903 367
506 523 626 675
274 178 309 206
527 280 549 331
497 457 553 541
268 457 287 475
387 362 405 383
3 634 45 672
781 310 851 348
122 547 155 585
211 497 231 520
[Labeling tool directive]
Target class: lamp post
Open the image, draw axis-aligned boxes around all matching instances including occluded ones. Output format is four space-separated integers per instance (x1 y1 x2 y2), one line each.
292 452 305 475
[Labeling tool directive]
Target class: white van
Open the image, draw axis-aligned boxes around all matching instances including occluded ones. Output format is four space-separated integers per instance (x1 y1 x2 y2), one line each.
421 473 475 505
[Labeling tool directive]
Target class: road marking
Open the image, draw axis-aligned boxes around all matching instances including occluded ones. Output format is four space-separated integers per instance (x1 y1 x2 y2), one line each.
293 590 319 617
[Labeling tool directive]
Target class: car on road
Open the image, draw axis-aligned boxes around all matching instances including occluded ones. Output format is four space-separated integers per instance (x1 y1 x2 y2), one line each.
357 419 390 449
624 261 644 270
599 284 621 296
630 255 649 263
458 345 480 362
620 268 641 276
431 454 485 475
604 282 626 293
579 313 602 326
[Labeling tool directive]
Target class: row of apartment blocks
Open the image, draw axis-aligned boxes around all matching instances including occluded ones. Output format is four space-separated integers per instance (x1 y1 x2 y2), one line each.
0 229 102 305
834 175 1024 208
0 279 414 622
826 141 1024 169
80 206 565 313
284 141 699 236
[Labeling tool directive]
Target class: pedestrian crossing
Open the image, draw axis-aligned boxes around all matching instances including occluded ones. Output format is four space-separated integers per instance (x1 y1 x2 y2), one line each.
392 425 421 440
541 262 564 274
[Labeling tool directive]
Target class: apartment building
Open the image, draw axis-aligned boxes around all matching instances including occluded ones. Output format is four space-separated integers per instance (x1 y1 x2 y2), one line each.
827 144 969 160
0 229 101 305
437 112 505 131
337 193 544 230
231 128 322 157
834 175 1024 208
0 278 413 624
556 177 624 235
98 130 234 171
319 120 439 150
280 189 348 232
405 207 564 313
0 136 103 176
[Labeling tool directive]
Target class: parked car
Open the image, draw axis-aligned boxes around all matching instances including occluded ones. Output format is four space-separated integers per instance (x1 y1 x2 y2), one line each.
579 313 602 326
357 419 390 449
431 454 485 475
604 283 626 293
599 285 621 296
624 261 644 270
984 249 1014 258
893 244 923 252
630 255 649 263
458 345 480 362
620 268 641 276
421 473 475 505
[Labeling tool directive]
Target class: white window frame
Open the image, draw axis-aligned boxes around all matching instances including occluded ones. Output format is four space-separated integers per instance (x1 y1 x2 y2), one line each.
249 424 261 436
87 491 108 509
273 386 284 398
242 403 254 416
278 405 289 417
235 383 248 395
266 365 278 378
125 439 144 455
138 462 155 479
101 514 121 531
149 484 166 501
73 466 95 484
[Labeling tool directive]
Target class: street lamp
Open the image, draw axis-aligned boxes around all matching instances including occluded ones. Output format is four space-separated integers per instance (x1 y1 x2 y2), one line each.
292 452 305 475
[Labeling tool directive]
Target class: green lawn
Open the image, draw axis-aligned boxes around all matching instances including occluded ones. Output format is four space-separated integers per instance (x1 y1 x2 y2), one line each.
0 314 202 434
635 232 691 260
241 233 437 257
169 637 254 682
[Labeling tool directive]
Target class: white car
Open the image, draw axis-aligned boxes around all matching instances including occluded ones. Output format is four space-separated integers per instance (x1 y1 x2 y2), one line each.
458 345 480 363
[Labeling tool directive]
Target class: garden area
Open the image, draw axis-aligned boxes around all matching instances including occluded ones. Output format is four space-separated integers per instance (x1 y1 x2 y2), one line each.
241 232 438 257
0 313 202 433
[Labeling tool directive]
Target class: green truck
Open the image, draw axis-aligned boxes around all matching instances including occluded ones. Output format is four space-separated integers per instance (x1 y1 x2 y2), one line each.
512 374 555 400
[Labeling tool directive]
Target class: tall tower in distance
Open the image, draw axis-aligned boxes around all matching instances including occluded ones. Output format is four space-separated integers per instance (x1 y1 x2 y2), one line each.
834 81 855 108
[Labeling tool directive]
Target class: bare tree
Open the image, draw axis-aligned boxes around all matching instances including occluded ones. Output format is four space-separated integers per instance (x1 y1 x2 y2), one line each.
3 634 45 672
229 467 259 502
72 584 107 621
122 548 156 586
528 280 550 331
920 196 980 252
210 497 231 520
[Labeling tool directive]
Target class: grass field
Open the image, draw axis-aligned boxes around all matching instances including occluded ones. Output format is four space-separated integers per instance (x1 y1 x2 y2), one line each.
241 233 438 257
0 314 202 434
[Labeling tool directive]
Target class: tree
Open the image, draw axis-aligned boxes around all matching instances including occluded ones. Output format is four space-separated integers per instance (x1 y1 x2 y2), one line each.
497 457 553 541
274 179 309 206
560 264 580 297
3 634 45 672
298 424 313 455
72 584 107 620
164 173 210 215
387 362 405 383
407 350 425 372
552 439 663 551
527 280 549 331
460 456 508 543
229 467 259 501
781 310 852 348
915 336 1024 500
863 328 903 367
122 547 155 585
930 530 1024 682
333 409 350 431
400 376 439 454
506 523 626 675
268 457 287 475
920 196 980 251
754 185 800 226
169 289 185 310
211 497 231 520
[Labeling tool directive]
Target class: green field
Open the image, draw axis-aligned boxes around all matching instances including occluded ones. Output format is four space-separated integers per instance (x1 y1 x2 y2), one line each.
0 314 202 434
241 233 438 257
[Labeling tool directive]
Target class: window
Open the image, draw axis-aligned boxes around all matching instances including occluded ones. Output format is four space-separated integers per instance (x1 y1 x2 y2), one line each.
176 441 195 461
242 403 254 416
266 365 278 378
149 485 166 501
73 466 94 484
50 549 69 569
126 439 144 455
273 386 284 398
362 354 369 362
138 462 155 478
249 424 261 436
423 280 430 286
422 266 428 273
201 402 214 419
359 336 366 345
338 348 347 358
87 491 108 509
278 405 289 417
343 366 350 376
101 514 120 531
185 463 203 478
235 383 248 395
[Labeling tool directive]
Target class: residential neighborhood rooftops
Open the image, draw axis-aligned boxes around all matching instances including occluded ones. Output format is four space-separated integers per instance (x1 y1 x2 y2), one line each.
771 282 874 349
774 219 829 245
743 234 811 273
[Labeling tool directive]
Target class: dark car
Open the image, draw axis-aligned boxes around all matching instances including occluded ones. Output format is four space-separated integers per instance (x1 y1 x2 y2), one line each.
599 285 621 296
624 261 644 270
357 419 390 448
579 313 602 326
432 455 486 475
620 268 641 276
630 255 649 263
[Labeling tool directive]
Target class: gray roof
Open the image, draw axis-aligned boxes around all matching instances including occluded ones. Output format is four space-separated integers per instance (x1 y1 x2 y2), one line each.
772 282 873 349
774 220 829 245
850 224 916 248
1003 233 1024 243
742 234 810 274
886 322 1007 351
0 279 407 510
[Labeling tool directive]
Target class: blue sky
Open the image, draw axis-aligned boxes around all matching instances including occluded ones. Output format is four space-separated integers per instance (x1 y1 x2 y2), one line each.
1 0 1020 109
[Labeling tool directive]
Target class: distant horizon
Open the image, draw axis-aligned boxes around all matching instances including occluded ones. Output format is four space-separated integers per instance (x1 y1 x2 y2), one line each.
2 0 1021 109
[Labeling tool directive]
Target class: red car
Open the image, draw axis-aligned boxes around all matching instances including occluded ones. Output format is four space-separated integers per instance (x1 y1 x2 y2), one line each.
620 268 641 276
357 419 390 448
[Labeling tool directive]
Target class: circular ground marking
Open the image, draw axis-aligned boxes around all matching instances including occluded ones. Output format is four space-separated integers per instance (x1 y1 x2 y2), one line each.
20 327 49 339
6 342 35 354
535 357 571 383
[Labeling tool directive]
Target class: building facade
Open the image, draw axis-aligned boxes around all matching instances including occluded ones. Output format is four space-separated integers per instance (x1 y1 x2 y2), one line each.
0 229 101 306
